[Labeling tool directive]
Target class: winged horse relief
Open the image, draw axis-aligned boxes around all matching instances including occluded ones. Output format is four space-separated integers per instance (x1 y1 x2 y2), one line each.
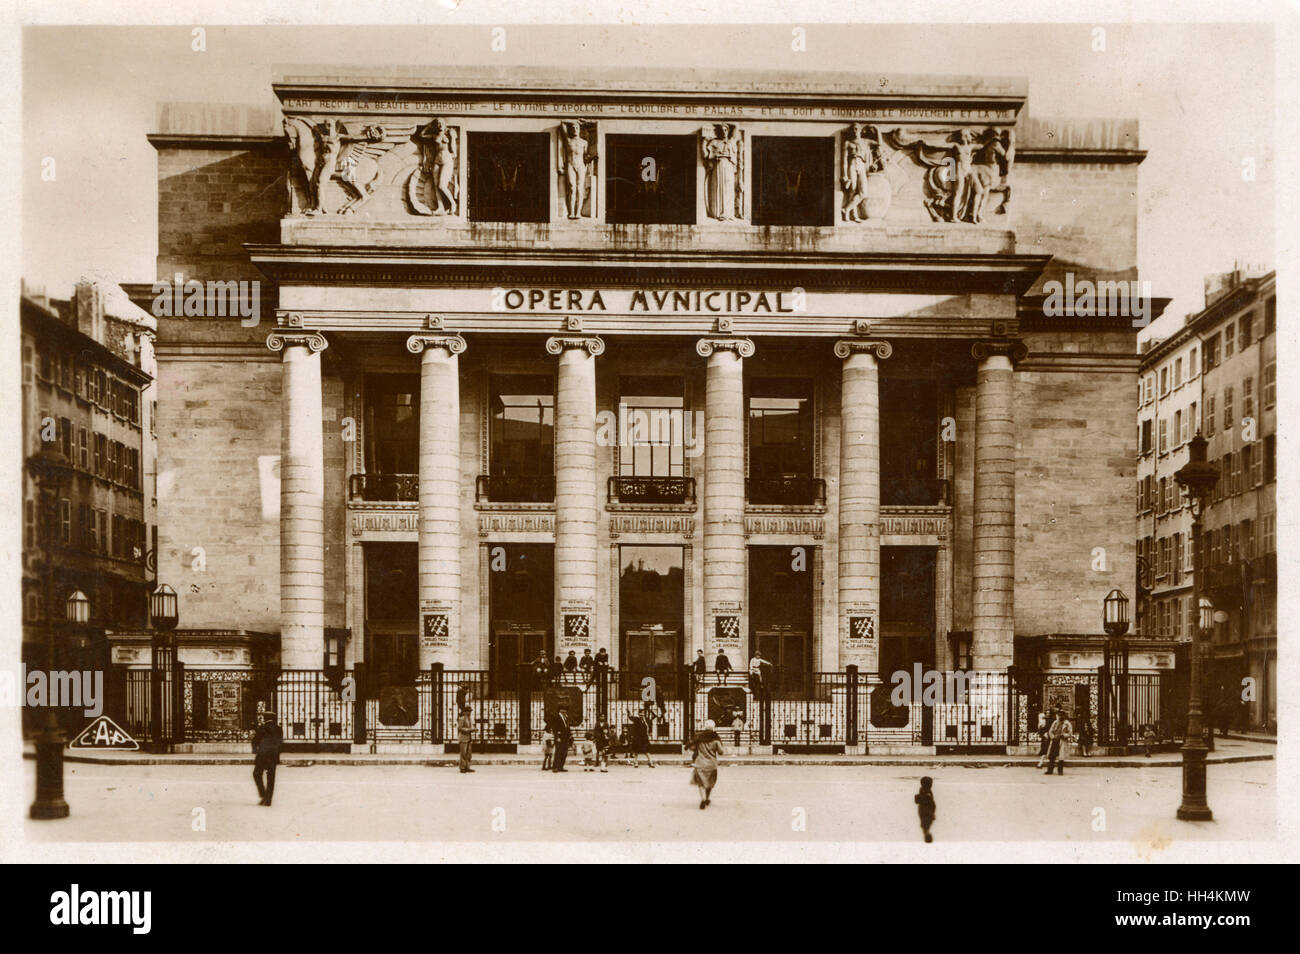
284 116 423 215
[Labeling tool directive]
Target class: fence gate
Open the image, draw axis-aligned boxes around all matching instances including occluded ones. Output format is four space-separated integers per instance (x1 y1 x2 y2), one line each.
768 670 850 752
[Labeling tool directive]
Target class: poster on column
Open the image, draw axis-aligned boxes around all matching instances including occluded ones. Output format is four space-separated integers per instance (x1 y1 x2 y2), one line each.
844 605 877 641
420 600 454 652
710 604 743 658
558 602 594 655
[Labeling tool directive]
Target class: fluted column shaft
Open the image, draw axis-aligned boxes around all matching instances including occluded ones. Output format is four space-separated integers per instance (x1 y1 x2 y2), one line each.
697 337 754 660
409 334 467 668
548 335 604 655
971 340 1022 668
268 331 328 670
836 339 891 672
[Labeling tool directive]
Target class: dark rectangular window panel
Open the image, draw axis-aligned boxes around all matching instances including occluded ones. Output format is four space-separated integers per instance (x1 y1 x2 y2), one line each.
606 134 696 225
752 136 834 226
467 131 550 223
364 374 420 475
488 374 555 502
748 378 814 504
880 380 941 505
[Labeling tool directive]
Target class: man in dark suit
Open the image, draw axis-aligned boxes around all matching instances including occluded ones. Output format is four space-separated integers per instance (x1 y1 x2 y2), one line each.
458 704 475 773
551 708 572 772
251 710 283 806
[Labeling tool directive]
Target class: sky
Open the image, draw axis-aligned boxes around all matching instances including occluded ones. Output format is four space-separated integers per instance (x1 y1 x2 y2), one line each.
20 20 1275 342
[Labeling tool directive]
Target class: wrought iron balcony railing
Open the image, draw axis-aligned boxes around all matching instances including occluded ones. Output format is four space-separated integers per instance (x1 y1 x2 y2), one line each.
881 477 952 507
476 474 556 504
607 475 696 505
746 476 827 507
349 473 419 502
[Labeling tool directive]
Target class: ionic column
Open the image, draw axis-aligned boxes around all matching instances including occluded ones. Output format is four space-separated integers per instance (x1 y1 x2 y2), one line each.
834 339 892 673
408 334 467 668
971 339 1025 669
267 330 328 670
697 337 755 661
546 335 604 655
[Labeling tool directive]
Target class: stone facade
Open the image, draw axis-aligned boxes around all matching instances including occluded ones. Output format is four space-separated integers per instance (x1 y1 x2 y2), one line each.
127 68 1153 699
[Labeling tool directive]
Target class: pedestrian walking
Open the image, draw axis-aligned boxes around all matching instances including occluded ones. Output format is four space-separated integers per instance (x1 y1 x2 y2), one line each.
1034 711 1050 769
458 704 475 773
915 776 936 842
552 708 573 772
592 716 611 772
626 710 655 767
1045 710 1072 775
251 709 283 807
686 719 724 809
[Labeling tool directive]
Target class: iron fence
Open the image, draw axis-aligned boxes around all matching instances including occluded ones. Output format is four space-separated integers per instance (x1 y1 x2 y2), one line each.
108 663 1183 754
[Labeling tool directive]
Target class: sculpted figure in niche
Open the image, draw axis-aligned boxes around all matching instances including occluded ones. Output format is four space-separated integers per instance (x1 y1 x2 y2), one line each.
414 118 459 214
558 120 597 218
284 116 325 214
701 123 742 221
840 123 886 222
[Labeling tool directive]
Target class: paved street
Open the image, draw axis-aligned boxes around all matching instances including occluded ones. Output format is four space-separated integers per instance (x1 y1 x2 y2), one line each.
21 758 1275 845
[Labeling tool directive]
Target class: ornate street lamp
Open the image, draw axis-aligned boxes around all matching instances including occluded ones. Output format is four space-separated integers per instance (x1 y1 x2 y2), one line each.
66 589 90 626
1103 589 1130 637
28 446 75 820
149 583 179 631
1173 433 1219 821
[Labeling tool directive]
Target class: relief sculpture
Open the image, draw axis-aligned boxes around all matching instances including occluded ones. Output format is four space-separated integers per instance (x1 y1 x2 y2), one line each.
886 126 1014 224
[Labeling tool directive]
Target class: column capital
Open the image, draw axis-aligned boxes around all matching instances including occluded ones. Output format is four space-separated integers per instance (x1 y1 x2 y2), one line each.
834 339 892 361
971 338 1028 365
406 333 467 356
696 336 755 358
545 334 605 357
266 330 328 354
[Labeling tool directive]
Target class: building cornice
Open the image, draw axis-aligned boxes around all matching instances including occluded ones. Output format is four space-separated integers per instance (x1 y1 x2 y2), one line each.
246 243 1052 296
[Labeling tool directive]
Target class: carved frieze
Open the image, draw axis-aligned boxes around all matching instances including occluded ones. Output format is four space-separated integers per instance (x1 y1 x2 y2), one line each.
351 511 419 536
744 516 825 538
478 514 556 536
609 515 696 538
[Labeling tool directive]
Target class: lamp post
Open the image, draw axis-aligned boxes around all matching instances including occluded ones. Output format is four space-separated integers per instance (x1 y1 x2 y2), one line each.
1102 589 1130 746
1173 433 1219 821
148 583 179 751
28 447 75 820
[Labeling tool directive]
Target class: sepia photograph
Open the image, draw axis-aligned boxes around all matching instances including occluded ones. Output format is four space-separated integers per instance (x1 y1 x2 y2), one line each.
0 0 1293 909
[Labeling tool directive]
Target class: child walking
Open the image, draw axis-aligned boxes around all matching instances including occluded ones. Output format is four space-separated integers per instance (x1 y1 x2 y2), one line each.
915 777 936 843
